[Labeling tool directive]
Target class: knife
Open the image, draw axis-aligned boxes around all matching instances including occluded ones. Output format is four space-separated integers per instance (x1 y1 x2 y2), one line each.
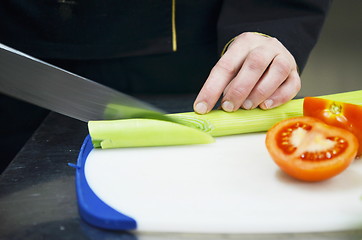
0 43 173 122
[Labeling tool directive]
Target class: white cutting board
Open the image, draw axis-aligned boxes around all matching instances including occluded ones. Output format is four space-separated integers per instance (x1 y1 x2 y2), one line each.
85 133 362 233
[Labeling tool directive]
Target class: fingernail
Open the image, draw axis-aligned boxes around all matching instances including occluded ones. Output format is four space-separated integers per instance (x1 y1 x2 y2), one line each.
242 100 253 110
263 99 273 109
222 101 234 112
194 102 208 114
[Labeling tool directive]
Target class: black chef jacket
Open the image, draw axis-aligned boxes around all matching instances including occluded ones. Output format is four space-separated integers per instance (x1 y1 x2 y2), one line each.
1 0 331 71
0 0 331 172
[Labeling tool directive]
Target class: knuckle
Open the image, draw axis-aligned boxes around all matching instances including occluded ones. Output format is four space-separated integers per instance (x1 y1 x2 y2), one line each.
279 93 293 103
294 78 301 92
202 83 219 96
254 87 269 99
273 58 291 76
268 38 288 54
266 37 282 48
279 78 301 103
246 51 267 71
268 36 280 45
215 58 238 76
235 32 256 44
289 71 301 91
238 32 253 40
227 86 248 99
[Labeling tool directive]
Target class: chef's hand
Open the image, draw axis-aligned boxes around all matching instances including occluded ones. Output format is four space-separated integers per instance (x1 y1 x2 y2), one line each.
193 32 301 114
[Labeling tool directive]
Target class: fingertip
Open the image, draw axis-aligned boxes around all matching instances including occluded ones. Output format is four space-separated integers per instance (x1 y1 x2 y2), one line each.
221 101 235 112
194 101 209 114
259 99 274 110
242 99 253 110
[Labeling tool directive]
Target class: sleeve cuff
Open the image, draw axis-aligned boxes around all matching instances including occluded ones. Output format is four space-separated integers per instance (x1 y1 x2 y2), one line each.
220 32 272 56
220 32 300 74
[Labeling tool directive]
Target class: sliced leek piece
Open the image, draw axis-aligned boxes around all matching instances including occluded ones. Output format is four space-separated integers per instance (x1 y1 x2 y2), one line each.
88 119 214 149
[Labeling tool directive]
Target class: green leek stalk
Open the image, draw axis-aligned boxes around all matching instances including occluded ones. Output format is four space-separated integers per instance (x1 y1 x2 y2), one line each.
88 119 214 149
172 90 362 137
89 90 362 149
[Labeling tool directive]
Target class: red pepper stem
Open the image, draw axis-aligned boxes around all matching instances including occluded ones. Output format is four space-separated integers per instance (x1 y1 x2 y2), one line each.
330 102 342 115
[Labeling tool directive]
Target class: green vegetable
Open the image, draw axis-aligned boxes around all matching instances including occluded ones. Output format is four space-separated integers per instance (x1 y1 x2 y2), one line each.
170 90 362 137
88 119 214 149
89 90 362 148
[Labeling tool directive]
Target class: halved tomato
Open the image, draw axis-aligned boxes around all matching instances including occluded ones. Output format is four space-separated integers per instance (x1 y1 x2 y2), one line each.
303 97 362 157
266 116 358 182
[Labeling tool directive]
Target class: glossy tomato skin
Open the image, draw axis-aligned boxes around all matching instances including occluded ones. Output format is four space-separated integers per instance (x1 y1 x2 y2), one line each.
266 116 358 182
303 97 362 157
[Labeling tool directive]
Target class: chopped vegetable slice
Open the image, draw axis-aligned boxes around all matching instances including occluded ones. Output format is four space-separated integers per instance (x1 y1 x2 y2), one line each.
265 116 358 182
88 119 214 148
303 97 362 157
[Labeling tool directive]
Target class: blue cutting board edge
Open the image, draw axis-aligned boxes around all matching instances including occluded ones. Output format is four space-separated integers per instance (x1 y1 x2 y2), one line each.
73 135 137 230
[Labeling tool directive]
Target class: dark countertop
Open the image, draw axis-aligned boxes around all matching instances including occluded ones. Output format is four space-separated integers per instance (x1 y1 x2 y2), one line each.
1 95 362 240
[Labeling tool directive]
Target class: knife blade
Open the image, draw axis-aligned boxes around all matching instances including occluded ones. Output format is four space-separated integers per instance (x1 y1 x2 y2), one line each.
0 43 172 122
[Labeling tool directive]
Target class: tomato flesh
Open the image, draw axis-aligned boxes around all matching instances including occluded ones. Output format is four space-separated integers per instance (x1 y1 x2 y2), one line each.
276 121 349 160
266 116 358 182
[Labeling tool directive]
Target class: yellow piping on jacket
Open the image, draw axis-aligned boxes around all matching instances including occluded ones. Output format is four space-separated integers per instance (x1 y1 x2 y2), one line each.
172 0 177 51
